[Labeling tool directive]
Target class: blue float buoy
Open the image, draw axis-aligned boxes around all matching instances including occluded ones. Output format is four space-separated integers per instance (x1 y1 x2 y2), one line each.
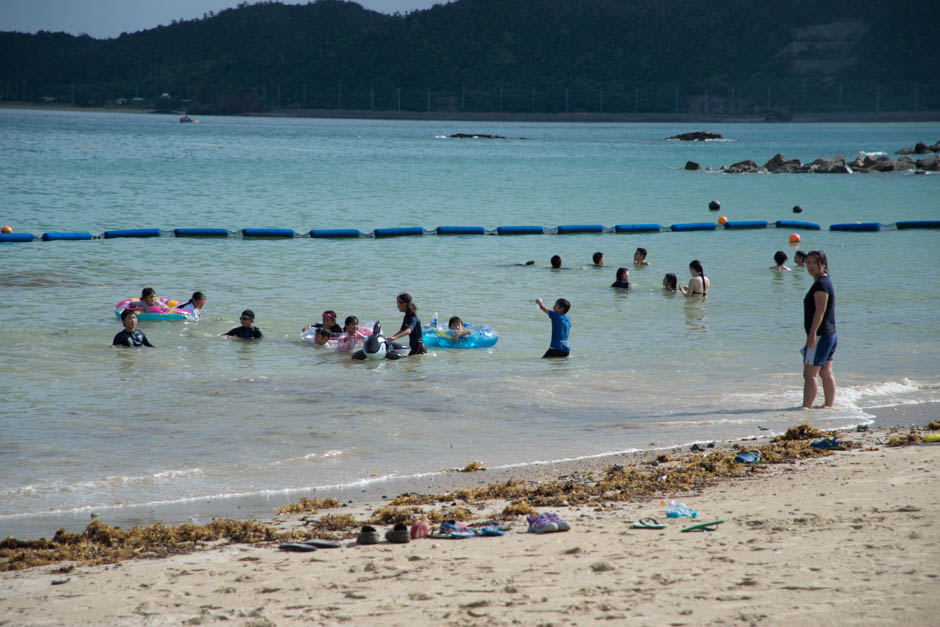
776 220 821 230
497 225 544 235
671 222 717 232
614 224 662 233
436 226 485 235
41 232 93 241
374 227 424 238
241 228 296 238
174 228 229 238
723 220 768 230
830 222 881 232
556 224 604 234
103 228 160 239
309 228 361 238
0 232 35 243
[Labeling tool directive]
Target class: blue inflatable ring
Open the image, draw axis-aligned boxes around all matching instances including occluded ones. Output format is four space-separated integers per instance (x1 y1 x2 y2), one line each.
422 323 498 349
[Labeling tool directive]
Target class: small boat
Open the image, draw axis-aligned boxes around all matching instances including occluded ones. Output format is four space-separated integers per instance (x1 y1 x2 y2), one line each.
179 115 198 124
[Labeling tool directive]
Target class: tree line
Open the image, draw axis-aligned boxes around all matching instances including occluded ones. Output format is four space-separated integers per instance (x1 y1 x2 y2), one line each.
1 0 936 115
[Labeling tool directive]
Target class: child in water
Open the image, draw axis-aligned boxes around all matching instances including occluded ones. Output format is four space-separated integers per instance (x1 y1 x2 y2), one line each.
335 316 369 352
535 297 571 358
611 267 630 288
222 309 263 339
770 250 791 271
662 273 678 292
446 316 472 341
129 287 169 314
112 310 154 347
312 327 332 346
177 291 206 319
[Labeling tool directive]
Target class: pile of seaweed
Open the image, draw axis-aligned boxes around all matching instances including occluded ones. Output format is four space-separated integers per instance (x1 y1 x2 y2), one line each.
1 424 849 571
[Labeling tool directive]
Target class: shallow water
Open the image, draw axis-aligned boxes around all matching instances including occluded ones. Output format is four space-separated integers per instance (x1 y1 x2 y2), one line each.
1 110 938 537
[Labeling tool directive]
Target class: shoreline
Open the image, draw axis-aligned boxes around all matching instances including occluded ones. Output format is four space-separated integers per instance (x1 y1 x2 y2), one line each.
2 421 938 624
3 402 936 542
3 101 939 123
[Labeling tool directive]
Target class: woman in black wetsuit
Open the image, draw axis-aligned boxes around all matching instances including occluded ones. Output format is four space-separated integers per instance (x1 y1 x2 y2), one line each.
386 293 426 356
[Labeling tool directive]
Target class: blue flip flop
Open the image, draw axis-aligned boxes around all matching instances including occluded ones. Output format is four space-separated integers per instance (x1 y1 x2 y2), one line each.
734 450 761 463
810 437 844 450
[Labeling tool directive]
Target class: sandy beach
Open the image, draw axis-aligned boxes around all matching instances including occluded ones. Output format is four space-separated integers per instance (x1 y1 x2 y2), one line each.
3 423 938 626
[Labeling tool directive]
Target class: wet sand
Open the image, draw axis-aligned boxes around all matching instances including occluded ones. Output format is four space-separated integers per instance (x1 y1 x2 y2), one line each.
2 421 938 626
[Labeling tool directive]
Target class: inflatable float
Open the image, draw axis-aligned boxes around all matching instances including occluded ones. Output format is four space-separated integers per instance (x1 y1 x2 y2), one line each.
114 297 195 321
422 323 498 349
301 323 373 346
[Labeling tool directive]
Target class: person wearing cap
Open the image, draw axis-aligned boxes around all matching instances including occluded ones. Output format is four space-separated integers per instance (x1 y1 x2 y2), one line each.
302 310 342 334
222 309 263 339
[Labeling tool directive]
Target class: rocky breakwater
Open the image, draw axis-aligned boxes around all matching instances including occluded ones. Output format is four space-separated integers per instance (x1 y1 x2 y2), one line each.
667 130 724 141
717 152 938 174
895 139 940 155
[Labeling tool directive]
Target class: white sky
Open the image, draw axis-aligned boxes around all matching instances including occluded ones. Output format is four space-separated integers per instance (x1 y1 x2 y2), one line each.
0 0 448 39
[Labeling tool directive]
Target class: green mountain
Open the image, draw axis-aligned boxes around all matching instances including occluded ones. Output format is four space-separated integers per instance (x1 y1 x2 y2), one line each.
1 0 937 114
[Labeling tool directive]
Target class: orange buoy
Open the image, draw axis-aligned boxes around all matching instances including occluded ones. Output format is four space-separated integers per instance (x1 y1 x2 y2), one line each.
717 216 728 225
0 225 12 233
789 233 801 243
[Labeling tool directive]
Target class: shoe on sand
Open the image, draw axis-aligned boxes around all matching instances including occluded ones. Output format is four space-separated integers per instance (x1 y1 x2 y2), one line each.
356 525 380 545
385 523 410 544
410 519 429 539
544 512 571 531
526 513 558 534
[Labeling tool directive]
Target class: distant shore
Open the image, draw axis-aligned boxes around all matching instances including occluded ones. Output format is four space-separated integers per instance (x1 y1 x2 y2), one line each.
3 101 938 123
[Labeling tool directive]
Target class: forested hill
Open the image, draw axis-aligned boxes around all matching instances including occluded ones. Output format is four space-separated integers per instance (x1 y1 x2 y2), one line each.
1 0 937 115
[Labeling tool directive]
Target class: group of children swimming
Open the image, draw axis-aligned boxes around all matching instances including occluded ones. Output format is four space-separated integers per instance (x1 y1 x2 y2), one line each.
112 245 803 356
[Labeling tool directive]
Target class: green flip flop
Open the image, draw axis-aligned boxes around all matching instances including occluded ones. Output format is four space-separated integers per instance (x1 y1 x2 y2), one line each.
300 539 342 549
631 517 666 529
681 519 725 532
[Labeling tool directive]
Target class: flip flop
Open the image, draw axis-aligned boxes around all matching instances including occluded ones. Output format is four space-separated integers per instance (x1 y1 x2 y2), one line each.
810 437 844 450
925 433 940 443
734 450 761 463
428 530 476 539
471 524 505 537
278 543 317 552
300 539 341 549
681 520 725 533
631 517 666 529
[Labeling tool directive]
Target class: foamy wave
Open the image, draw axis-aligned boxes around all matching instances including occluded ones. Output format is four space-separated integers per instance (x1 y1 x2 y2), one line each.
840 378 920 403
0 468 204 499
271 449 345 465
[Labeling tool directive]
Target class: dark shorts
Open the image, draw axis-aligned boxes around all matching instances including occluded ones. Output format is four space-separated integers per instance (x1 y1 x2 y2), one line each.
409 344 427 356
542 348 570 359
801 333 837 366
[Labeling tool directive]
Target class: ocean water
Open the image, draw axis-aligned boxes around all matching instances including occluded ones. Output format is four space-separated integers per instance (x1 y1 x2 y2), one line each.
1 109 938 538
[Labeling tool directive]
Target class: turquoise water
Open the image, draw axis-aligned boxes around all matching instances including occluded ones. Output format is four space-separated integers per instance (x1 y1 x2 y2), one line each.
1 109 938 538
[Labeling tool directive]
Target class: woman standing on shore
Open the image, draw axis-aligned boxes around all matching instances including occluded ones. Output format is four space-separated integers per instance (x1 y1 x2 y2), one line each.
802 250 837 408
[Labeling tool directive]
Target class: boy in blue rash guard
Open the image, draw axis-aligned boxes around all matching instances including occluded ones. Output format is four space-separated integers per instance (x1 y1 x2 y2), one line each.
535 297 571 358
112 310 154 347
